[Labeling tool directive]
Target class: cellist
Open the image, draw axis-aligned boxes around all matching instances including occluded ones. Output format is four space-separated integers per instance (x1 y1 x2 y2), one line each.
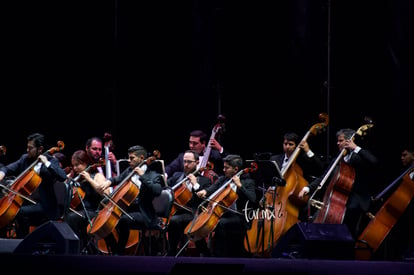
0 133 67 238
64 149 108 254
98 145 164 255
299 128 379 238
195 154 256 257
166 150 212 257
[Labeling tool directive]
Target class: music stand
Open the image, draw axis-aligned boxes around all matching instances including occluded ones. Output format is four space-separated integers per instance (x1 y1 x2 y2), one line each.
245 160 284 256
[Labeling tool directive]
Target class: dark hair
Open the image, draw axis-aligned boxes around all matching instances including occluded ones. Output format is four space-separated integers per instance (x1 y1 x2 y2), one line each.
283 133 300 144
190 130 208 144
128 145 147 157
27 133 45 148
54 152 69 167
85 137 103 148
223 154 243 169
184 149 200 161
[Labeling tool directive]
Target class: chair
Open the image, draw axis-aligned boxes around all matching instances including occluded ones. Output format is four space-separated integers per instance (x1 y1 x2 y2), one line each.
135 187 174 256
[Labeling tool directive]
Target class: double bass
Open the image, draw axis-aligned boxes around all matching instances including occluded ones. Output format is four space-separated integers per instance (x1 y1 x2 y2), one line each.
199 114 226 184
87 150 160 240
185 162 257 242
311 121 374 224
0 141 65 228
244 113 329 257
355 164 414 260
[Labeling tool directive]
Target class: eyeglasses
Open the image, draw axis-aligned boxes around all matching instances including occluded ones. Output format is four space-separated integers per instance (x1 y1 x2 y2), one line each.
183 160 196 164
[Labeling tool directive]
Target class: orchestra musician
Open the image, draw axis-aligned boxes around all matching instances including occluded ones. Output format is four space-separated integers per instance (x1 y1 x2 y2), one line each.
64 150 108 254
298 128 379 238
165 130 227 181
99 145 164 255
195 154 256 257
0 133 67 238
166 150 213 257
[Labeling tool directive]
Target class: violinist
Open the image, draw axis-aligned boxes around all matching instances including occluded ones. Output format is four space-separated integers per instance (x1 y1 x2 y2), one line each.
298 128 379 238
0 133 67 238
166 150 212 257
196 154 256 257
64 150 108 253
100 145 163 255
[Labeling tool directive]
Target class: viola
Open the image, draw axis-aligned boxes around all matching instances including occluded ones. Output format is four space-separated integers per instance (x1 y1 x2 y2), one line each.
0 141 65 228
87 150 160 240
185 162 257 242
355 164 414 260
199 114 226 184
244 113 329 257
311 120 374 224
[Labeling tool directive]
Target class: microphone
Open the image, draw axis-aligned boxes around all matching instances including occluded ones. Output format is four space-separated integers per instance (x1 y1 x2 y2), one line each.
272 176 286 186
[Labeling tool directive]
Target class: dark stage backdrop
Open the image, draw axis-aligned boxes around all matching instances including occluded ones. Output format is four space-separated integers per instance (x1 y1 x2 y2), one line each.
2 1 413 192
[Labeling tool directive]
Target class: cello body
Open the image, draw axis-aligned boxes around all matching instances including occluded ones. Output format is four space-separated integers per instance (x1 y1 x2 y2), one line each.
186 164 256 242
355 166 414 260
0 170 42 228
87 151 160 240
186 183 238 242
87 179 139 239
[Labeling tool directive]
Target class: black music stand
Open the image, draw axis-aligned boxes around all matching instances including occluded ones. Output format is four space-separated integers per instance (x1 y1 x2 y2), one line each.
245 160 284 257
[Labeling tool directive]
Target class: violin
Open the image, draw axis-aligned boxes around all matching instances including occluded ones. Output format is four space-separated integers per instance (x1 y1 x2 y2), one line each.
244 113 329 257
0 141 65 228
87 150 161 240
311 119 374 224
185 162 257 242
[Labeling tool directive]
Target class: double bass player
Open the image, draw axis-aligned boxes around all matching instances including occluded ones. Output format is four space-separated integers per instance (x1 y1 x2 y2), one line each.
299 128 379 238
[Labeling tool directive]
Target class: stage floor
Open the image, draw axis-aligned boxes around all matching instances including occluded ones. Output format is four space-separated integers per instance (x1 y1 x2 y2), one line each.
0 253 413 274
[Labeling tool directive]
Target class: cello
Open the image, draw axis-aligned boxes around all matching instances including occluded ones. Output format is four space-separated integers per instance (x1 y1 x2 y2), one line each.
0 141 65 228
355 164 414 260
87 150 160 240
185 162 257 242
199 114 226 184
67 158 106 211
244 113 329 257
169 165 211 218
311 121 374 224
